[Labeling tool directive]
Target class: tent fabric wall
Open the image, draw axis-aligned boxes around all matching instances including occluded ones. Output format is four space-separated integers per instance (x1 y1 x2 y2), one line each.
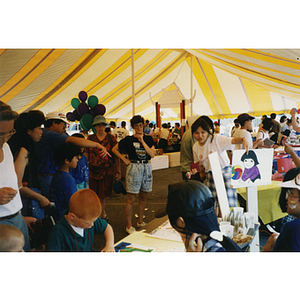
0 48 300 122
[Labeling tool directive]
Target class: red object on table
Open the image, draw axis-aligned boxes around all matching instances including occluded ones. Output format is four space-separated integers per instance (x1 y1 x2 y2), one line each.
277 158 294 173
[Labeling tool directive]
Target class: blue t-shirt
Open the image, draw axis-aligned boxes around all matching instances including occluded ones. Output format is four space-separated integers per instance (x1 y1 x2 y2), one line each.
273 218 300 251
35 129 69 174
50 170 77 216
69 155 89 184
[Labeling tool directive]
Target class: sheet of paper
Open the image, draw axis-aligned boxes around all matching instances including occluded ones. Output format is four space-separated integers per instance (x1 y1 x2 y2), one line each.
231 149 273 188
147 220 182 242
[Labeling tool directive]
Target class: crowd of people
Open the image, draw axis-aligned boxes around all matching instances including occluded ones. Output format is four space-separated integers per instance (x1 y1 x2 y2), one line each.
1 99 300 252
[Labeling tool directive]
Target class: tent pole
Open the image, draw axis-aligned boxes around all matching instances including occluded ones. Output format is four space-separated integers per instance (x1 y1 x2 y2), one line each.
131 49 135 117
190 54 193 116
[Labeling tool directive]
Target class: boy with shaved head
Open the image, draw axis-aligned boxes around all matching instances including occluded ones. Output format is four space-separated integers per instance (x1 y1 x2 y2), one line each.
46 189 115 252
0 224 25 252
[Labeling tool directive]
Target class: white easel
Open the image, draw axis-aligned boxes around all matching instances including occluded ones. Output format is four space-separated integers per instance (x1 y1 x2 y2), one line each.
246 186 259 252
209 152 265 252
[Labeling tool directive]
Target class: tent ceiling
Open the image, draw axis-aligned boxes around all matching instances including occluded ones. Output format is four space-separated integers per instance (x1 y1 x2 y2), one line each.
1 48 300 122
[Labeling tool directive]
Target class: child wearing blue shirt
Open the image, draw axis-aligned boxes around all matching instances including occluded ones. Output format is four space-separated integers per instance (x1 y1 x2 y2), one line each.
50 142 81 218
70 133 89 190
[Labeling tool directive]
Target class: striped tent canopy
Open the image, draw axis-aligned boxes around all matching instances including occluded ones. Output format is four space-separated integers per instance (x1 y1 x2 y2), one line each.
1 48 300 123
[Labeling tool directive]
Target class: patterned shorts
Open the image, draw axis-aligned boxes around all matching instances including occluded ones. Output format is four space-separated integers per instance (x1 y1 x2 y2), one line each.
206 165 237 207
126 163 153 194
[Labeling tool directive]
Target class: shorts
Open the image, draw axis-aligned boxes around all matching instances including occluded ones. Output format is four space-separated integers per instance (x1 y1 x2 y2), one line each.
126 162 152 194
89 177 113 200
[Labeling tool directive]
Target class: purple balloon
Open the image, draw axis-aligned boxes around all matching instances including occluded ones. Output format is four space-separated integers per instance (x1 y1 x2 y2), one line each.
93 104 106 116
73 109 81 121
78 91 88 102
67 112 75 122
77 102 89 116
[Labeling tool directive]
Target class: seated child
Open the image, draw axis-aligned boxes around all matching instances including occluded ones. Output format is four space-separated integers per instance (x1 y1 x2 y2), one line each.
0 224 25 252
70 133 89 190
50 142 81 218
45 189 115 251
166 180 241 252
262 168 300 251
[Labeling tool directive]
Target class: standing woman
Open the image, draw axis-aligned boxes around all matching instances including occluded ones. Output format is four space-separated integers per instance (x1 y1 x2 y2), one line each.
84 115 120 221
191 116 250 209
112 115 156 234
8 110 51 220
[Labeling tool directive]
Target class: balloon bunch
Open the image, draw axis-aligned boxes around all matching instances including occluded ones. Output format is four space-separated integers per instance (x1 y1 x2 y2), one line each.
66 91 106 132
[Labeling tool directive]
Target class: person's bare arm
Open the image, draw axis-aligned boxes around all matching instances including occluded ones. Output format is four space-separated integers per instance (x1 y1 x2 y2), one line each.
285 144 300 167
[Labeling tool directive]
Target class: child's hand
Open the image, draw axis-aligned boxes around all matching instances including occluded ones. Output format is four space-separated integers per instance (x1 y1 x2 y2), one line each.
101 244 115 252
185 233 203 252
261 233 278 252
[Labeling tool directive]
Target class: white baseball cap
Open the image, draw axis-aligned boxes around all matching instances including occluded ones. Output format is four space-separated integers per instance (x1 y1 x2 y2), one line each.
278 173 300 190
46 111 69 124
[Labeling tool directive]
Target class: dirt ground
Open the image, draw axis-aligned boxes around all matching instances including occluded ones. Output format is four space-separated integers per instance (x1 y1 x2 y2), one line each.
93 166 182 250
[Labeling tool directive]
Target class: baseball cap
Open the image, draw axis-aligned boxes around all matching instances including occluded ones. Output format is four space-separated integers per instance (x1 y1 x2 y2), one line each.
92 115 107 126
237 113 255 124
166 180 215 218
46 111 69 124
278 173 300 190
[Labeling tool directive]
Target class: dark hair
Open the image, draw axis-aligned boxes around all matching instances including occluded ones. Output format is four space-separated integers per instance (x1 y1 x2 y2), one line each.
109 121 116 127
262 117 273 131
45 118 63 128
149 123 153 128
280 115 287 123
278 168 300 213
270 113 276 119
105 127 111 133
162 123 168 129
53 142 81 167
14 111 45 132
191 116 214 142
121 121 126 127
0 101 18 122
8 110 45 159
241 150 259 165
130 115 144 128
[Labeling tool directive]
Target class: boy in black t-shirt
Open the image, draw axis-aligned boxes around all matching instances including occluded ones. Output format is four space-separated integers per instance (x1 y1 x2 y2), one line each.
112 115 156 234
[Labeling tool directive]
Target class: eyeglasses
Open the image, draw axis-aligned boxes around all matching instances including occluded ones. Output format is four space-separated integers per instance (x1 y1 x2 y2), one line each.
286 190 299 200
0 129 16 141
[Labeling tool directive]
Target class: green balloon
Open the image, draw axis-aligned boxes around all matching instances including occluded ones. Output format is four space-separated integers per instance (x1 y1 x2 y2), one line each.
87 95 99 109
71 98 80 109
91 125 97 134
80 114 93 131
